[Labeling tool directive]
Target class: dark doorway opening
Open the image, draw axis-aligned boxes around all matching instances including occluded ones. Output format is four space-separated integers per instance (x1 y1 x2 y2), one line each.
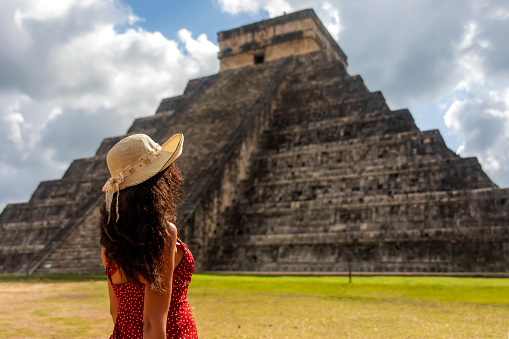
254 54 264 64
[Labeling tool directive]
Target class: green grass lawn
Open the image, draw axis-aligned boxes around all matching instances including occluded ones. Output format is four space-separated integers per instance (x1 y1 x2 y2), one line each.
0 274 508 338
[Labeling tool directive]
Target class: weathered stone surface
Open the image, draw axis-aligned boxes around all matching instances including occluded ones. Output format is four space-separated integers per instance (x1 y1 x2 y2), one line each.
0 9 507 275
199 49 509 273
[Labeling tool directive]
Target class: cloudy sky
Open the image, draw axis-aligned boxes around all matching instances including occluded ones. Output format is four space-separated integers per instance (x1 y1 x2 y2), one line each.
1 0 509 211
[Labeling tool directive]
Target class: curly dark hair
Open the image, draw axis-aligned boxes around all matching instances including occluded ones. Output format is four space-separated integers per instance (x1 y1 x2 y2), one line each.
100 163 183 292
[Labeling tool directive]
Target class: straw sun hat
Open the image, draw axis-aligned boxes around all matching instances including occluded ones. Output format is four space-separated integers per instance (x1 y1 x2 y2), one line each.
102 133 184 223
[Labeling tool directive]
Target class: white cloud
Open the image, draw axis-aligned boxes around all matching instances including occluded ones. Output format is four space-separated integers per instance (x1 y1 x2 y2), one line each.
2 95 29 144
218 0 293 17
0 0 219 210
4 112 24 144
178 29 221 73
321 2 341 39
217 0 342 38
264 0 293 17
14 0 77 23
441 9 509 187
444 92 509 176
218 0 262 14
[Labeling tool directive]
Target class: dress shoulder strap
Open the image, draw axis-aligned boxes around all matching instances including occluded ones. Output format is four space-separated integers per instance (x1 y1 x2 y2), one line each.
105 259 117 282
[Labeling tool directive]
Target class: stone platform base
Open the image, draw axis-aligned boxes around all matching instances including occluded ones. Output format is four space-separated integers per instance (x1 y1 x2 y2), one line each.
201 271 509 278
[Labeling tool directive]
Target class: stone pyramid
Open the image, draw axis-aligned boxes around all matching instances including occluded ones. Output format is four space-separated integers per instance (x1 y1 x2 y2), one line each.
1 9 508 275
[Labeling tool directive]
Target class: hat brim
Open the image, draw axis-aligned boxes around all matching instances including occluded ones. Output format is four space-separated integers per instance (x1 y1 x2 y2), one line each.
160 133 184 171
118 133 184 190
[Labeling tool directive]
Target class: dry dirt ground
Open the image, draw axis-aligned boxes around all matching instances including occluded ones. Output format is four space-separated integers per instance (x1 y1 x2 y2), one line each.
0 275 508 338
0 280 110 338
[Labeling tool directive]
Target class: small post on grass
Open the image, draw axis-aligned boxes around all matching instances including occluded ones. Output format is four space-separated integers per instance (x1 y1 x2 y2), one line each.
348 260 352 283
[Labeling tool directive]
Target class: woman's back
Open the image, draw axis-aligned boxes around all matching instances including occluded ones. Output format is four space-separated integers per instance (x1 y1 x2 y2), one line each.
105 239 197 339
100 133 197 338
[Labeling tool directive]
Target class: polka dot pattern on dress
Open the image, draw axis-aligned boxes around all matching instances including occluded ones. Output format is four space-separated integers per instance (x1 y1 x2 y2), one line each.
105 238 198 338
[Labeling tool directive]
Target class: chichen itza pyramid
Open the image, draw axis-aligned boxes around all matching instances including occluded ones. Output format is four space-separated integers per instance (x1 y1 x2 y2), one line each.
1 9 508 276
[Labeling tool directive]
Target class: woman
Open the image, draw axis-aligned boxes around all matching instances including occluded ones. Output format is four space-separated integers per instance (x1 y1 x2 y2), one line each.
99 133 198 339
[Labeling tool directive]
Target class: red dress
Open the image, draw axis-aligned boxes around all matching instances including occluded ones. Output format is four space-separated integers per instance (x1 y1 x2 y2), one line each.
105 239 198 338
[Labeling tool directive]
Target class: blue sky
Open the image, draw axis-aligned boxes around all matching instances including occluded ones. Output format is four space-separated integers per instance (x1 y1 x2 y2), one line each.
123 0 268 39
1 0 509 211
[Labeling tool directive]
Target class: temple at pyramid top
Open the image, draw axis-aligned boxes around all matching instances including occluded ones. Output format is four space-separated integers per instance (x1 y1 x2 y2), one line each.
217 9 348 71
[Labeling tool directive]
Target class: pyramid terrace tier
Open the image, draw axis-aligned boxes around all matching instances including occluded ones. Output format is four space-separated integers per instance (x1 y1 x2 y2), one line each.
271 92 391 129
155 95 186 115
202 226 509 273
252 155 486 184
274 104 415 128
34 252 102 275
34 214 102 275
29 177 106 203
286 68 351 91
289 51 347 77
220 188 509 236
0 220 64 247
128 76 221 138
253 151 476 183
63 155 110 179
156 75 216 115
127 111 178 138
94 136 124 157
0 229 60 273
260 129 456 165
0 176 104 224
285 73 367 95
0 198 87 224
243 157 495 204
277 78 385 113
0 250 43 273
264 109 418 149
287 62 348 87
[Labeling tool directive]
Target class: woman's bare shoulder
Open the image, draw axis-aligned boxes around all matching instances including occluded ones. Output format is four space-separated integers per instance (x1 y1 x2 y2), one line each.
168 222 178 240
